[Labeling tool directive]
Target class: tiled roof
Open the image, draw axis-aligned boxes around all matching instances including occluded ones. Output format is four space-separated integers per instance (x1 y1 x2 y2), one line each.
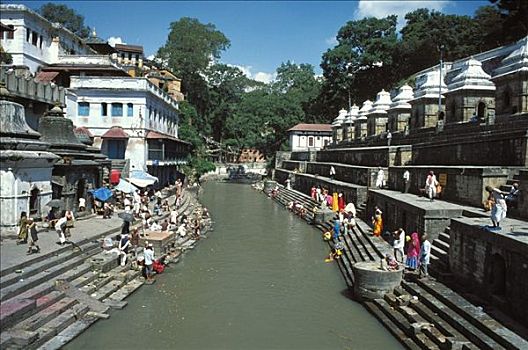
146 130 192 145
287 123 333 132
35 71 59 83
74 126 93 137
101 126 129 139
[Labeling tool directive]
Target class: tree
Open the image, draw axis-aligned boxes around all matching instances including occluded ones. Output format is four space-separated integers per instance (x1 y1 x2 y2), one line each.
157 17 230 115
320 16 398 117
489 0 528 41
38 3 90 38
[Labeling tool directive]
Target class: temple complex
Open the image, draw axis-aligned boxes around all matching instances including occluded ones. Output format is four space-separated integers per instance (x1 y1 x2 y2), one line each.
274 35 528 328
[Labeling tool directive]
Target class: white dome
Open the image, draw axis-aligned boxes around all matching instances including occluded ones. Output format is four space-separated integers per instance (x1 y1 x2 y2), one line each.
389 84 413 110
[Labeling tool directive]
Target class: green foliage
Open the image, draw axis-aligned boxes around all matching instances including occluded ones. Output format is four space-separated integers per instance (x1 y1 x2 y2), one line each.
0 44 12 64
38 3 91 38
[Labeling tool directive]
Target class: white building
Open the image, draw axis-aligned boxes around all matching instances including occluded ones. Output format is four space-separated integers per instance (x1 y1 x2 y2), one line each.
66 76 190 186
0 4 95 74
287 123 332 152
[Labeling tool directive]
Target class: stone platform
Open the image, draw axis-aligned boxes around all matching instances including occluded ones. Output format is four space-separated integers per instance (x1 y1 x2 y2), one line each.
140 230 176 255
366 189 488 241
449 216 528 327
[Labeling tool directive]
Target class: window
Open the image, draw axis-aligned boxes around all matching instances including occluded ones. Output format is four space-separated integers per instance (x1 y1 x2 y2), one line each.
31 31 38 46
6 25 14 40
105 140 126 159
111 103 123 116
78 102 90 116
101 103 108 116
308 136 314 147
39 35 43 49
26 28 30 42
127 103 133 117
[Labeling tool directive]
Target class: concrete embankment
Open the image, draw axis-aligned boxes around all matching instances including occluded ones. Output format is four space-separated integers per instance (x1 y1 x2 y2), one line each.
0 187 212 350
265 184 528 350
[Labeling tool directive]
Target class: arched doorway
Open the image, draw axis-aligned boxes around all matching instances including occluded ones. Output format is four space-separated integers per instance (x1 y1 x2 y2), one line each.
477 102 486 123
29 187 40 216
490 254 506 296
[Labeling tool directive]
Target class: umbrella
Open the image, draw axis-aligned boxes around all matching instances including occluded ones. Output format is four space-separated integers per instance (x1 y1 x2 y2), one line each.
128 169 158 187
114 178 138 194
89 187 113 202
118 211 134 222
46 199 64 208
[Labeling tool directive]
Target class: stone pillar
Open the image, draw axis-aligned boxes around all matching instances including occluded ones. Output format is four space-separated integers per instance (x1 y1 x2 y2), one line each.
352 261 404 301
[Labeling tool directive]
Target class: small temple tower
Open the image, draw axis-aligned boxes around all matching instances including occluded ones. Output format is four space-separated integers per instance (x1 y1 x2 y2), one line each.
354 100 372 139
367 89 391 137
491 36 528 120
39 105 104 213
343 104 359 142
331 108 347 144
0 83 59 234
444 58 496 125
409 67 448 130
388 84 413 133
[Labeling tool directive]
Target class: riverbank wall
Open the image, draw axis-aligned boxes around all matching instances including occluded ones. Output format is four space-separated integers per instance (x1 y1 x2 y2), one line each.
0 186 212 349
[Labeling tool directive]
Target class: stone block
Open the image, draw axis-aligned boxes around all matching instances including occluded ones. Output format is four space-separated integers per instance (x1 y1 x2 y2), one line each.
352 261 403 301
0 298 36 330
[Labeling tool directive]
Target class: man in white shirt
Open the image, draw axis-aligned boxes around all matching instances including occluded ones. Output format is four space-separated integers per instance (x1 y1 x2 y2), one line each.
419 233 431 278
143 244 155 282
402 170 410 193
55 216 68 245
392 228 405 263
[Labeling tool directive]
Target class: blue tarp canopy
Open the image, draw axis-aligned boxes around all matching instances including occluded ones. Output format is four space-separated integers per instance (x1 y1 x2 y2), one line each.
128 170 158 188
89 187 113 202
114 178 138 194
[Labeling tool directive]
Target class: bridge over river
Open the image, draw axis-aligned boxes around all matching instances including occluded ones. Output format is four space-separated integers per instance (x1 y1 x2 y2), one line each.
66 182 401 349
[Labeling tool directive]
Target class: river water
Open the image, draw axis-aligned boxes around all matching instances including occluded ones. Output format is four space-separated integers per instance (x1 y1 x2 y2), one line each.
66 182 401 350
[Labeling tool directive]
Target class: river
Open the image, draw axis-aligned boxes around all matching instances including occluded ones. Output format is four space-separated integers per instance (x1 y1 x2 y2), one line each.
66 182 402 350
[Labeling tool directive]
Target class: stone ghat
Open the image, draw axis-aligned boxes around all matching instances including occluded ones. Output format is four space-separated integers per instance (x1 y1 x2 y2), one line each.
265 185 528 349
0 189 211 350
316 145 412 167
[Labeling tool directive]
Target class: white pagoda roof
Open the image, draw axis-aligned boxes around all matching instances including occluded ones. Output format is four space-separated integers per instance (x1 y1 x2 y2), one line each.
447 58 495 92
357 100 373 120
332 108 348 127
411 67 447 100
493 36 528 79
389 84 413 110
344 104 359 124
368 89 392 115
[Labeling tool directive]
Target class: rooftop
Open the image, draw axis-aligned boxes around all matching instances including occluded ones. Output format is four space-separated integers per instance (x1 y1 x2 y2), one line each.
288 123 332 132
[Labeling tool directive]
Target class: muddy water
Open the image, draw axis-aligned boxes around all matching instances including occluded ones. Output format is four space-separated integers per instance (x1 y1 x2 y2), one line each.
66 182 402 350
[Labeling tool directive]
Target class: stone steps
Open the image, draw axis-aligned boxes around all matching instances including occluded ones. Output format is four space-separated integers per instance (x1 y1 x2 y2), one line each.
402 281 507 350
0 244 101 302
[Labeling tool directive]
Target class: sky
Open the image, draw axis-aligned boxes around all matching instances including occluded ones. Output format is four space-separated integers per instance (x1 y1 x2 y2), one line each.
19 0 489 82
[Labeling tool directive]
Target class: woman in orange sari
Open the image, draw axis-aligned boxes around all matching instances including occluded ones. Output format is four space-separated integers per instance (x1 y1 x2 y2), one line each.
372 206 383 237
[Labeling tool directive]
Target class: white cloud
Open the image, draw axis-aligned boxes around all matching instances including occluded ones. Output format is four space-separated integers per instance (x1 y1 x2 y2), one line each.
326 36 338 46
254 72 275 84
227 64 276 84
146 54 155 60
355 0 450 29
107 36 126 47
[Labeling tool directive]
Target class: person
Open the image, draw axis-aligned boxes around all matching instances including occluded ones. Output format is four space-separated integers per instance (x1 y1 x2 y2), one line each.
26 219 40 254
406 232 421 270
78 197 86 212
310 185 317 200
55 215 68 245
338 193 345 212
425 171 438 201
483 191 494 212
393 228 405 263
330 165 336 180
123 196 132 211
333 215 341 240
130 228 140 257
419 233 431 278
326 192 333 208
161 219 169 232
332 192 339 212
121 220 130 237
150 220 162 231
345 202 356 218
505 182 520 209
372 207 383 237
143 244 155 282
384 254 399 270
17 211 29 244
485 186 508 230
64 210 75 239
118 233 130 266
402 170 410 193
103 202 111 219
285 178 291 190
177 223 187 237
375 167 385 188
386 131 392 146
170 209 178 225
316 186 322 202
